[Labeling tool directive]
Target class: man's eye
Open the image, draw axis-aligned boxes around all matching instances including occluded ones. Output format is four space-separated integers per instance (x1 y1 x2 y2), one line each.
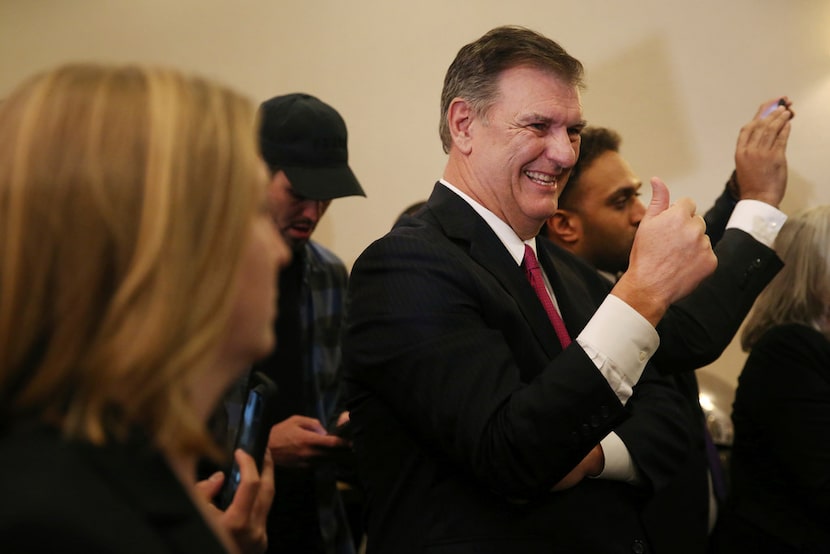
614 193 640 209
612 197 630 209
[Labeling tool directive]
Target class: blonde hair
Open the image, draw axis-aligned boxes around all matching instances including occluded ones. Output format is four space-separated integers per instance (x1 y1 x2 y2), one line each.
741 205 830 350
0 64 264 459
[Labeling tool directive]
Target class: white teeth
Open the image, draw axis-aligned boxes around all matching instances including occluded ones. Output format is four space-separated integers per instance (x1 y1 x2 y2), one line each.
525 170 557 186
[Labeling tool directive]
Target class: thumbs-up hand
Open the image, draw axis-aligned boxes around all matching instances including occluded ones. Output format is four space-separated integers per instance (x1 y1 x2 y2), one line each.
612 178 717 326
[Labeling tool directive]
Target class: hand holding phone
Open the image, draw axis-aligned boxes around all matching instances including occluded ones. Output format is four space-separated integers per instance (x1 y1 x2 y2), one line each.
217 371 277 510
327 418 354 441
760 97 787 119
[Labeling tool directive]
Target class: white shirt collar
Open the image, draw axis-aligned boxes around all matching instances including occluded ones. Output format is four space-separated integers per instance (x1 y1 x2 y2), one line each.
438 179 534 266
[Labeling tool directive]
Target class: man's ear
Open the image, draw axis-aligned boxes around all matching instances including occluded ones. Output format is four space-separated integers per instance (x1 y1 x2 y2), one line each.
447 98 474 154
547 210 582 245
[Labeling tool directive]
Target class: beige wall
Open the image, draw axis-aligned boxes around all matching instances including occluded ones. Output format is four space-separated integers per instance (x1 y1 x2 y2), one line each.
3 0 829 396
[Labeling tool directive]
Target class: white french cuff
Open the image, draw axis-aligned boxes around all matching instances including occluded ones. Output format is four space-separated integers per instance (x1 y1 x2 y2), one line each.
595 432 641 484
726 199 788 248
576 294 659 405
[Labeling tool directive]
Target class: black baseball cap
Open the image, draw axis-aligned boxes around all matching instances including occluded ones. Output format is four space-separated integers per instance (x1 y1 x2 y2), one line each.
258 93 365 200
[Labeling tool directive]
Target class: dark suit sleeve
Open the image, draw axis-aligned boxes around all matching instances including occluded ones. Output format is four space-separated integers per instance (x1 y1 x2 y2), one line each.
652 228 783 373
540 239 696 494
343 231 628 498
612 363 696 493
703 175 739 248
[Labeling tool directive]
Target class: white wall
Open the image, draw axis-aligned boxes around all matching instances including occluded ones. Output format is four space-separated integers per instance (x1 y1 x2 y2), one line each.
2 0 829 394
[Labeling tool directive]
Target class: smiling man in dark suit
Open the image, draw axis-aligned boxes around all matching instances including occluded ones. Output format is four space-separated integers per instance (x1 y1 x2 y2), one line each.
342 25 787 553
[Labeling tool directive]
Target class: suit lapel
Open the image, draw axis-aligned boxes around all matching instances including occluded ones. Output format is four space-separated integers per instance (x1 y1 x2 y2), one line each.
538 240 611 338
426 184 563 359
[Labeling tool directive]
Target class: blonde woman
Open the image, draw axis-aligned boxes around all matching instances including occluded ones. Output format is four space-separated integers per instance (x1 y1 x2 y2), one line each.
0 64 290 553
716 205 830 553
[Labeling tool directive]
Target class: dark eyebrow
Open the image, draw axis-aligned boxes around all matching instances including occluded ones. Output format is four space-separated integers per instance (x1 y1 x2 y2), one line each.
518 114 587 131
606 183 643 204
570 119 588 132
288 187 309 201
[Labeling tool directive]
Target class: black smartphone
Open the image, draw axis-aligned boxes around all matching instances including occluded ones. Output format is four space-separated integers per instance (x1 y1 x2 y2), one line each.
761 97 787 119
327 418 354 441
217 371 277 509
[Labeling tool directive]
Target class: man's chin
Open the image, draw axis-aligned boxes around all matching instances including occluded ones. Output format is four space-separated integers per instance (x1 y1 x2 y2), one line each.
283 232 311 252
289 240 309 253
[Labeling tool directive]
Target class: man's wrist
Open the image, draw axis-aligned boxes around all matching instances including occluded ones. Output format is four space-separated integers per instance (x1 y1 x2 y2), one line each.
586 444 605 477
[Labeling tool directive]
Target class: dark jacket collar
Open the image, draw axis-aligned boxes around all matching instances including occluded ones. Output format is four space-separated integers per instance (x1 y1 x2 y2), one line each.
422 183 575 358
77 431 228 553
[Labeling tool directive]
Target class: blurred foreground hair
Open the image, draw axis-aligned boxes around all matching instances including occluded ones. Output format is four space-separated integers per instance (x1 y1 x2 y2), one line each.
0 63 263 459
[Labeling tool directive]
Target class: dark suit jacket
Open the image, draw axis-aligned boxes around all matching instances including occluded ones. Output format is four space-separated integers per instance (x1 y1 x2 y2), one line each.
701 178 738 247
640 371 712 554
343 183 780 554
641 182 762 554
716 324 830 553
0 426 227 554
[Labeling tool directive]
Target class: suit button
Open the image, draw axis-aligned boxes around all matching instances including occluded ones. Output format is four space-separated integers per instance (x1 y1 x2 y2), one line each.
600 405 610 418
581 423 591 437
590 415 600 428
740 258 764 288
631 539 646 553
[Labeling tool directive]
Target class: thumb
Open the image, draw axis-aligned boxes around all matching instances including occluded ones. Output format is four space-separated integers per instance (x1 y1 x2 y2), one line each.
194 470 225 502
644 177 670 218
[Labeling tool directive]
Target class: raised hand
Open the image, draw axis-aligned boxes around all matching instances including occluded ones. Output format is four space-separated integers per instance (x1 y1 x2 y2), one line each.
734 97 794 208
613 178 717 326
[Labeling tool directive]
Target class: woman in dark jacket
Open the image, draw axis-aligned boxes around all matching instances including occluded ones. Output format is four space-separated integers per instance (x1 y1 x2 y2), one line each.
717 205 830 553
0 63 290 553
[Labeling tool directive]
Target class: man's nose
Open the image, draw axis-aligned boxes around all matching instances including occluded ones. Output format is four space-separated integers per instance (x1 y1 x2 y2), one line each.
545 130 577 169
300 199 326 220
632 198 647 225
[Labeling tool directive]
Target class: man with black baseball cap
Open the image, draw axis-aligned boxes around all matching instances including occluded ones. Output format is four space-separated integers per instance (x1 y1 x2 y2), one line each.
259 92 365 249
250 93 364 554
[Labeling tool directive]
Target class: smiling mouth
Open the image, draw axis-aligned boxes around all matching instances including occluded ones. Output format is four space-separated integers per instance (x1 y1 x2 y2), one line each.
524 170 558 188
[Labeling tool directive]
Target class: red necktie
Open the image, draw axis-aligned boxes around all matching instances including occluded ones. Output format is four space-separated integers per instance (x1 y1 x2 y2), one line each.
522 244 571 348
